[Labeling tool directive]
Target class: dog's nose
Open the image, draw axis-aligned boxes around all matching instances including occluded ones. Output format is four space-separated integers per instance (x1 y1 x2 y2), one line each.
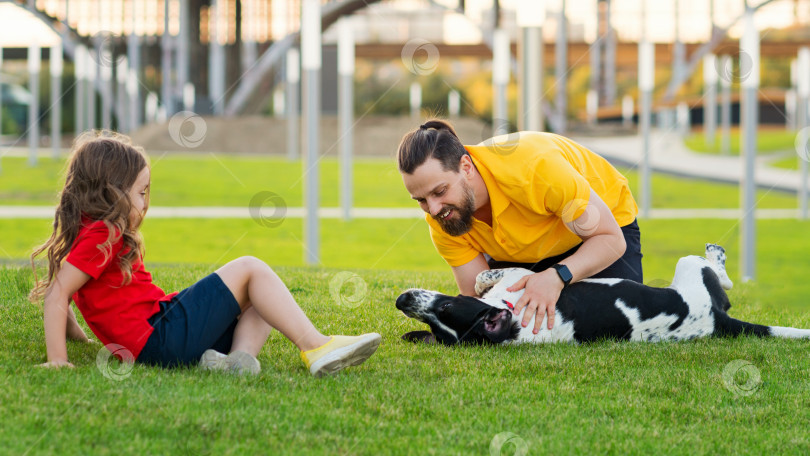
395 291 415 310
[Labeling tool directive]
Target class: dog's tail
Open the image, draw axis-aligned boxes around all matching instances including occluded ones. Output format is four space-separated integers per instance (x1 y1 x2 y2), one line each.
715 314 810 339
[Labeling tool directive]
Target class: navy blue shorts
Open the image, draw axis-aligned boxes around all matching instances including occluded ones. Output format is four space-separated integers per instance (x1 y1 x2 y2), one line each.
137 273 242 367
487 219 644 283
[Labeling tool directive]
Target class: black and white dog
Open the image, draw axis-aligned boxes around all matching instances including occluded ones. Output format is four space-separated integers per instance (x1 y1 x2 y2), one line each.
396 244 810 345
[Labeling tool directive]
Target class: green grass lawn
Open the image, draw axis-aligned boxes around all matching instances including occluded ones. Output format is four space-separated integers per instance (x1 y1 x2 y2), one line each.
2 261 809 454
3 155 810 454
684 129 798 156
0 155 799 209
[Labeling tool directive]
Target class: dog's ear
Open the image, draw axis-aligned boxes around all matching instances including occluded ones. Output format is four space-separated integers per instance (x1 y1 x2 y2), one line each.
401 330 437 345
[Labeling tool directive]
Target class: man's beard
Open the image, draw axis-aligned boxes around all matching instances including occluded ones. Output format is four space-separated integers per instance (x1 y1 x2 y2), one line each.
433 182 476 236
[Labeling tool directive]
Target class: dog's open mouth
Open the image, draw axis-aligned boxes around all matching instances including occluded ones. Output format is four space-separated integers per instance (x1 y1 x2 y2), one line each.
483 309 510 332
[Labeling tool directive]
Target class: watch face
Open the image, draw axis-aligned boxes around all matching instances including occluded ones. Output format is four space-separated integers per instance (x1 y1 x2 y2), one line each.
555 265 573 284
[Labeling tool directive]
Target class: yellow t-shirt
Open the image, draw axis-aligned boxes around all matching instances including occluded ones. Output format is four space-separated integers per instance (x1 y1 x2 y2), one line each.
427 132 638 267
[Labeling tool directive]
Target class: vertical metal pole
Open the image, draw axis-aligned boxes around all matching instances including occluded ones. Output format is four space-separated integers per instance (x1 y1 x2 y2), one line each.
492 29 509 135
209 0 226 115
301 0 321 264
51 42 63 158
286 48 300 161
704 54 717 148
128 0 141 131
448 90 461 118
74 45 85 136
720 55 731 156
100 42 113 130
788 58 797 130
116 57 129 132
589 1 601 112
555 0 567 134
517 0 545 132
28 42 41 167
409 82 422 120
797 47 810 219
241 0 258 74
338 18 354 221
672 0 685 86
603 0 616 106
183 82 195 111
177 0 190 110
0 48 3 173
740 8 759 282
161 0 174 117
86 45 97 130
621 95 633 127
639 39 654 219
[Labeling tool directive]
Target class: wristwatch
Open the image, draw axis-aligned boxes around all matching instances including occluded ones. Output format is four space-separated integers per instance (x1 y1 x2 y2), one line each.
551 264 573 288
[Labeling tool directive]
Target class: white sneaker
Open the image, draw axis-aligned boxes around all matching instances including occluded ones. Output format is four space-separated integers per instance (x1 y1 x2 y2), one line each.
200 349 261 375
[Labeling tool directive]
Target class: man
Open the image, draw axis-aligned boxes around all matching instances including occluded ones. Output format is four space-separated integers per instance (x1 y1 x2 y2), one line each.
398 119 642 335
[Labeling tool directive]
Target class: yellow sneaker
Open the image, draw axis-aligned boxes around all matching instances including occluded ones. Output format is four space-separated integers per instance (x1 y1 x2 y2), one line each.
300 333 381 377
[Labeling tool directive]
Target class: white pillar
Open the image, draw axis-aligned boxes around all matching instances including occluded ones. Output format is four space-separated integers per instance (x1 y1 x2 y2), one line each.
0 48 3 173
85 45 97 130
492 29 510 135
74 45 86 136
703 54 718 148
116 57 129 132
301 0 321 264
797 47 810 219
554 0 568 134
28 42 41 166
209 0 226 115
448 90 461 118
621 95 634 127
100 42 113 130
409 82 422 120
338 18 355 221
183 82 196 112
720 55 732 156
517 0 545 132
638 40 654 219
286 48 300 161
740 8 759 282
51 43 64 158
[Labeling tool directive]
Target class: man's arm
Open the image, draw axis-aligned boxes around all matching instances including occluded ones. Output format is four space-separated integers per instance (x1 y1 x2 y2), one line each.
41 263 91 368
451 254 490 296
509 189 625 332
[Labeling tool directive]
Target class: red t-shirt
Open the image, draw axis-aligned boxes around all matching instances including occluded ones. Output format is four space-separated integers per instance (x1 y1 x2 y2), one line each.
66 220 177 359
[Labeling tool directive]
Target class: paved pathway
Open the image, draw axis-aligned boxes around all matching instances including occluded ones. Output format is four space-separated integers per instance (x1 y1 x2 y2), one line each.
571 130 806 194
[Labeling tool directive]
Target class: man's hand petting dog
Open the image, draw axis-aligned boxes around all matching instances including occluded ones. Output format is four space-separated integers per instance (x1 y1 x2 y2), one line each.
507 269 564 333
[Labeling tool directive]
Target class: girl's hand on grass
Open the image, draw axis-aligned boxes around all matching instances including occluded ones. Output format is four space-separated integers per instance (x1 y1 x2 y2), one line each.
38 360 75 369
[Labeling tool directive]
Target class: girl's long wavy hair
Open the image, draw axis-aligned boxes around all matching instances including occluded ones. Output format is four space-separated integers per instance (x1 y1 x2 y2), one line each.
29 131 150 301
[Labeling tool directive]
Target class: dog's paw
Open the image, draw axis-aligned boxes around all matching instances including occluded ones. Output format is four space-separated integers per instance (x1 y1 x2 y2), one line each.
475 269 507 296
401 330 437 345
705 243 733 290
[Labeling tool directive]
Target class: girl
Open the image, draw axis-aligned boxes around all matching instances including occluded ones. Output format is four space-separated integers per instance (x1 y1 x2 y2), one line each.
31 131 380 376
